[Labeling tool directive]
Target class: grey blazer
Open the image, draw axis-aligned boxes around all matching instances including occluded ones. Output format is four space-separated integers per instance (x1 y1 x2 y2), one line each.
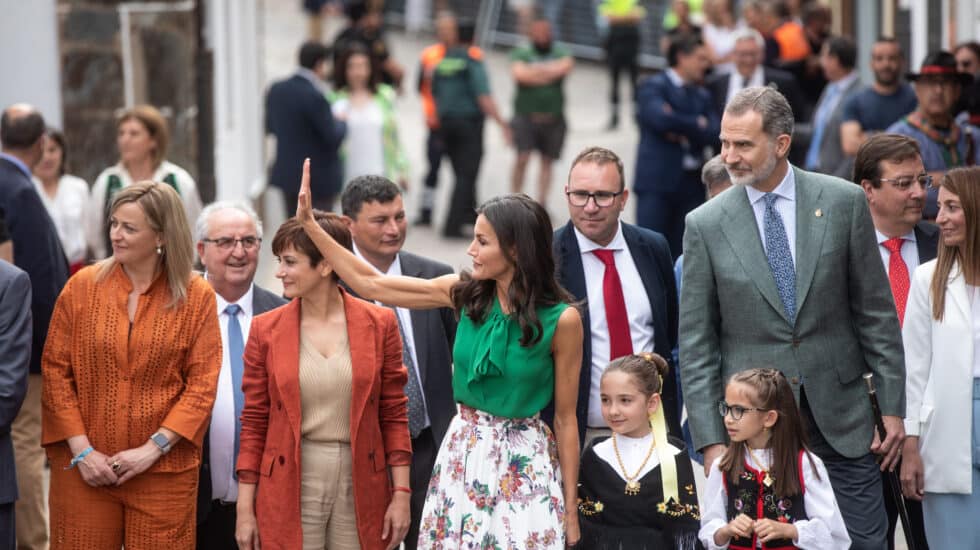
0 260 31 505
795 75 862 179
679 166 905 458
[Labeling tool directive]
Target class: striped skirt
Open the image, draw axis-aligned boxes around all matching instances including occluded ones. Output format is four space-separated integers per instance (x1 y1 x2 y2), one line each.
417 405 566 549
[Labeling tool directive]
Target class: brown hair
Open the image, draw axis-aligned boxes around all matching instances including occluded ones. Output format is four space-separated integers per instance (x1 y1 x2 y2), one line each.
718 368 817 498
569 146 626 192
931 167 980 320
96 181 194 307
272 211 353 279
450 194 574 346
602 352 669 398
852 134 921 187
332 42 382 93
118 105 169 169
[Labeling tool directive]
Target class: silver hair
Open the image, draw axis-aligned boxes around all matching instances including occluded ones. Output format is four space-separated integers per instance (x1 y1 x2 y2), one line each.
195 200 264 243
731 27 765 49
701 155 731 189
724 86 795 140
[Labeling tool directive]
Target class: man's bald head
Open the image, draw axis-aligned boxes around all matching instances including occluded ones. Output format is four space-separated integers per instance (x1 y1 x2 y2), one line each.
1 104 45 151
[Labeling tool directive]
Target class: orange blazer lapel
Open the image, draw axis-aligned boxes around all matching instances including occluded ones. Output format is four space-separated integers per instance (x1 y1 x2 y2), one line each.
271 299 303 445
342 290 377 438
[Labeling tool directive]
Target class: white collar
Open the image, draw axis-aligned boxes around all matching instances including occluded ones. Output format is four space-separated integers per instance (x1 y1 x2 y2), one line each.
746 163 796 206
353 242 402 277
666 68 687 88
875 228 918 245
573 221 627 254
830 71 859 93
213 282 255 318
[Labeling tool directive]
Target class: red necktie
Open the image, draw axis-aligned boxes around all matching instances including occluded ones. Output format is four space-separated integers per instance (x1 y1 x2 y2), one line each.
592 249 633 360
883 237 910 325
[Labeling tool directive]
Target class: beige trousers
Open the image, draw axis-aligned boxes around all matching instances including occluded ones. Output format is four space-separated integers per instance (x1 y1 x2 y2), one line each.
300 440 361 550
13 374 48 550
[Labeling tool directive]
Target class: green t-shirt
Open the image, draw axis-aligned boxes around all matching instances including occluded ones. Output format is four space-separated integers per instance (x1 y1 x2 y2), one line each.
452 299 568 418
510 43 571 116
432 46 490 119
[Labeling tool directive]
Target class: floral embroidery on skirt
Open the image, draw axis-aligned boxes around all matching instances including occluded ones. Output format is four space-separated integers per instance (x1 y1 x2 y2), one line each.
418 405 565 549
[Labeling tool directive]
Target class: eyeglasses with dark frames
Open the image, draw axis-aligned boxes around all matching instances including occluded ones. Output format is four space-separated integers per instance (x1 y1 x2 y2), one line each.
565 190 625 208
718 401 769 421
878 173 932 192
202 236 262 251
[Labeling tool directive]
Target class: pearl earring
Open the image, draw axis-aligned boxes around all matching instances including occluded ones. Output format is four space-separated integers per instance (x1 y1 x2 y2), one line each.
156 246 163 255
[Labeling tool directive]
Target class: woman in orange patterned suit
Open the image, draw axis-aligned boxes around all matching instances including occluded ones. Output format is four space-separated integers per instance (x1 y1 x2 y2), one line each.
41 181 221 549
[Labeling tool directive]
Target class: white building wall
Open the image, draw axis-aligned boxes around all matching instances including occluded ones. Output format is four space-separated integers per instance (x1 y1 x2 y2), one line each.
0 0 63 129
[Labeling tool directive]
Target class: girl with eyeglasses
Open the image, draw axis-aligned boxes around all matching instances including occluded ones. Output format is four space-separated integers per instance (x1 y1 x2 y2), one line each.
576 352 701 549
699 369 850 550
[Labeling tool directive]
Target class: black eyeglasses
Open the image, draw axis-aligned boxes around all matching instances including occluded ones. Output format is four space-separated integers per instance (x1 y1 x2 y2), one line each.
566 190 624 208
878 173 932 192
718 401 769 421
202 236 262 251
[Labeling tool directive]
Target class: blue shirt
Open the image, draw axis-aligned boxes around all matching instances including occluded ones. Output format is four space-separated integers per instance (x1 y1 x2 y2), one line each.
842 85 918 132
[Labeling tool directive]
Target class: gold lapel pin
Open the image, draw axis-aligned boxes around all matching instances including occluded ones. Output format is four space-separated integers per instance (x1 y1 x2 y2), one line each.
815 209 823 217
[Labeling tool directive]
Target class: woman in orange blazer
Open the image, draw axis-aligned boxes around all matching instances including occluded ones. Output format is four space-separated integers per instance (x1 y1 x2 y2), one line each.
235 212 412 550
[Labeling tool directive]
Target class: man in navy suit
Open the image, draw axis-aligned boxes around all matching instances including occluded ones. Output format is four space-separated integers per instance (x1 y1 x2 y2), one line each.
195 202 287 549
634 34 719 259
853 133 936 550
266 41 347 216
340 175 457 550
0 260 31 548
553 147 680 445
1 104 68 550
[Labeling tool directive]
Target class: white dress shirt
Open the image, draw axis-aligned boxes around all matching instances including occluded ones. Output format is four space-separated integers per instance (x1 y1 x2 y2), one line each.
32 174 89 265
726 65 765 106
699 448 851 550
593 432 683 481
874 229 919 276
353 244 430 429
209 284 255 503
574 223 656 428
745 165 798 265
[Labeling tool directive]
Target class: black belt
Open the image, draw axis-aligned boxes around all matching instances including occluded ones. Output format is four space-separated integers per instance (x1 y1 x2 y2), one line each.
213 499 236 509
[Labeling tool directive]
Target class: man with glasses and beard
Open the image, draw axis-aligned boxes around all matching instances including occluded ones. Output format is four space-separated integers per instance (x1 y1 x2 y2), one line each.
680 86 905 550
840 37 919 158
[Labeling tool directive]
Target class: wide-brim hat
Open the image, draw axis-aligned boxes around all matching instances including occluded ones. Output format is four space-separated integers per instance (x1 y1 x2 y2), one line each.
907 50 974 86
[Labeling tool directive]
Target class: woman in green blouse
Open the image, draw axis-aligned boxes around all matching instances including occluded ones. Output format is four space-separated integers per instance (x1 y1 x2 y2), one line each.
295 160 583 548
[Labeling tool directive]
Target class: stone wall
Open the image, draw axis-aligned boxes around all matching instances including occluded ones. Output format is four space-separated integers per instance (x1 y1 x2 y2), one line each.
58 0 207 200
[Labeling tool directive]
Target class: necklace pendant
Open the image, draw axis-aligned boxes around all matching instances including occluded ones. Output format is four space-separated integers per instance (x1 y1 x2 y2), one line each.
763 473 774 487
625 480 641 495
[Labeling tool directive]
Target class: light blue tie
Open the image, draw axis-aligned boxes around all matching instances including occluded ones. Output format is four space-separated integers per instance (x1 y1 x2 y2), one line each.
225 304 245 477
763 194 796 323
805 82 840 170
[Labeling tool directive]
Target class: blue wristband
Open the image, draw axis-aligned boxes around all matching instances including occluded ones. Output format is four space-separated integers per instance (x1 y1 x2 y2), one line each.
66 446 94 470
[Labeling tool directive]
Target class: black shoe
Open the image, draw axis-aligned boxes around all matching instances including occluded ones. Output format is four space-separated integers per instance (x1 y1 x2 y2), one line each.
415 208 432 227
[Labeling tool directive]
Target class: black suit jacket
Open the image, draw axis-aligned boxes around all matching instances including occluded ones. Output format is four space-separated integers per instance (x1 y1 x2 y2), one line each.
197 284 287 523
552 221 681 443
0 157 68 374
265 73 347 197
398 251 458 446
914 221 939 264
706 66 807 122
0 261 31 506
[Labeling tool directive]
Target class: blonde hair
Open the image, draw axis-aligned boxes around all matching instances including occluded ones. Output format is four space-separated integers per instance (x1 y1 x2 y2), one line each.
931 167 980 320
96 181 194 307
118 105 169 169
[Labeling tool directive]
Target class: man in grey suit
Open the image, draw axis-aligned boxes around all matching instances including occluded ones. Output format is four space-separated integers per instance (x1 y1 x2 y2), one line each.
796 36 862 178
341 175 456 550
194 201 287 549
0 260 31 547
680 86 906 549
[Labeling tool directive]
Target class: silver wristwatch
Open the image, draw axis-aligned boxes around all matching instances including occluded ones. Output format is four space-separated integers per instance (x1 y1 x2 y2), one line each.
150 432 172 454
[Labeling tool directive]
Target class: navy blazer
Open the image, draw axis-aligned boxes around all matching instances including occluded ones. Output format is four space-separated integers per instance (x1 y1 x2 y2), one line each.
552 221 681 442
0 261 31 505
914 221 939 264
265 73 347 197
706 67 807 122
634 72 720 195
197 284 286 523
0 157 68 374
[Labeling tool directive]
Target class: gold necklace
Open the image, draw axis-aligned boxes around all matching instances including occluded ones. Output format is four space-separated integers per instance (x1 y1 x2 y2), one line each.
747 447 774 487
611 432 657 496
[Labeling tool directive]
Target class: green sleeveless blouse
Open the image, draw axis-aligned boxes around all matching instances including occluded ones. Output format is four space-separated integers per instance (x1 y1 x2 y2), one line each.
452 298 568 418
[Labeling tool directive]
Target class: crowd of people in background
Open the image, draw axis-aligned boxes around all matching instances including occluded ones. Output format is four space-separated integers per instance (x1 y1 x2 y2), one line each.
1 0 979 549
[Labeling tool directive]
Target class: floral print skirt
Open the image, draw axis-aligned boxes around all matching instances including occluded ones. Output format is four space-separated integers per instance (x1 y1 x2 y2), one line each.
417 404 566 549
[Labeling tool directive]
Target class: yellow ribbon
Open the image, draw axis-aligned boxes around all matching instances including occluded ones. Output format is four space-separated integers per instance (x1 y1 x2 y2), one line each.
650 400 679 503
